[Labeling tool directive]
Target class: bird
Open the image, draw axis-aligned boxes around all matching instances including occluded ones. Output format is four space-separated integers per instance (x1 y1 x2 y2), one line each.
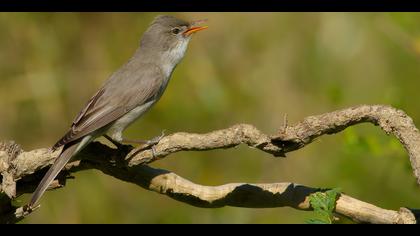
28 15 208 208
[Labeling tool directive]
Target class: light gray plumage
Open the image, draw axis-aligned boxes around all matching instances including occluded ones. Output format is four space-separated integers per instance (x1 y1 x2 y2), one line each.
29 15 207 208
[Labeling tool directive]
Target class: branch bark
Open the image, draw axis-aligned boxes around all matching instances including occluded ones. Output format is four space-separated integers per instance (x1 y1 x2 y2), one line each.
0 104 419 223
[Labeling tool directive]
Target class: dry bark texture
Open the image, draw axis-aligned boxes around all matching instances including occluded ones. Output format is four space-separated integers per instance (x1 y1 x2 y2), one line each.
0 104 419 223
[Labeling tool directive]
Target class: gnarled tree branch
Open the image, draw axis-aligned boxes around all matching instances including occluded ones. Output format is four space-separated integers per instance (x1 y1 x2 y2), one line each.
0 104 419 223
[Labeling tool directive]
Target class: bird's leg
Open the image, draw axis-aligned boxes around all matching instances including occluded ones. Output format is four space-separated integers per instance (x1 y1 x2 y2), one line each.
104 135 126 149
122 130 165 147
125 130 166 158
104 131 165 159
121 138 149 145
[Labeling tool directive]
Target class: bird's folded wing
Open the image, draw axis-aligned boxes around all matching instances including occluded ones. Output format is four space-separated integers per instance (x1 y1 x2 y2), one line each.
53 63 163 149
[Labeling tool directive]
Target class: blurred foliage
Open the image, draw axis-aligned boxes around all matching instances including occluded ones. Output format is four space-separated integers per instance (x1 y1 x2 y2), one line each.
0 13 419 223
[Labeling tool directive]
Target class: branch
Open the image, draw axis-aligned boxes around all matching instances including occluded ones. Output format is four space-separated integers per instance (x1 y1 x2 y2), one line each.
0 104 419 223
126 105 420 185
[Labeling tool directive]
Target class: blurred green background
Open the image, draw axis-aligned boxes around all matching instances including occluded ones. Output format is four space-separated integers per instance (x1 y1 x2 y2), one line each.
0 12 419 223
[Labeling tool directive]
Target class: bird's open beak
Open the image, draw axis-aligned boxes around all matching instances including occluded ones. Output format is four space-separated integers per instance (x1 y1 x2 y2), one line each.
184 19 208 36
184 26 208 36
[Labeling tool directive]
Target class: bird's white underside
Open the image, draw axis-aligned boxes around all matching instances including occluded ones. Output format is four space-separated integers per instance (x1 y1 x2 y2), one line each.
106 100 156 142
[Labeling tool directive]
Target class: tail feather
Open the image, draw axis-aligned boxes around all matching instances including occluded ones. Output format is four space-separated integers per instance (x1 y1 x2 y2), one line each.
29 142 79 207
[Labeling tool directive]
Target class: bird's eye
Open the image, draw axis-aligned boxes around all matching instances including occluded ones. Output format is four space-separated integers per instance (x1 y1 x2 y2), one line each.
171 28 181 35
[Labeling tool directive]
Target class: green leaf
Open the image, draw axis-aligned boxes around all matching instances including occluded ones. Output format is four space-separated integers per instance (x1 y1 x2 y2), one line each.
325 188 341 211
306 188 341 224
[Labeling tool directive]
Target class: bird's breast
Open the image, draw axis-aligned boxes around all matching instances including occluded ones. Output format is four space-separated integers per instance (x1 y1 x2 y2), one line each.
106 100 156 141
119 100 156 126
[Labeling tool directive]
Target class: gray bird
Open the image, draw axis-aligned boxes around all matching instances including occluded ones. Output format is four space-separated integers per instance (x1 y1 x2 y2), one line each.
28 15 208 208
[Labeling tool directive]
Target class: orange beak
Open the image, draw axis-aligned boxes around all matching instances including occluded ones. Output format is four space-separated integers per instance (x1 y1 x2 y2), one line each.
183 26 208 36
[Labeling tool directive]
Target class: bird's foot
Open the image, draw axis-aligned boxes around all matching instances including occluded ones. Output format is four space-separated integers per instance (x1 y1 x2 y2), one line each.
145 130 166 147
126 130 166 161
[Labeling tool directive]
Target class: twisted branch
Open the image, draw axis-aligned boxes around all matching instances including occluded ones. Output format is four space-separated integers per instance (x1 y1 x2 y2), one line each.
0 104 419 223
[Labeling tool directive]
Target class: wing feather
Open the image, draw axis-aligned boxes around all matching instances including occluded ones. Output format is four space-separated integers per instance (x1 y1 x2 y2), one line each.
53 62 163 150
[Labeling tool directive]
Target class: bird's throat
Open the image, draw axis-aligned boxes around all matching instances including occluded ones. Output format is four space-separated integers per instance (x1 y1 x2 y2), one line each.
160 38 190 78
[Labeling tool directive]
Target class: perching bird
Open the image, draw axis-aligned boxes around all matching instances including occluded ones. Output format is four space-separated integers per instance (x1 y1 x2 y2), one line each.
28 15 208 208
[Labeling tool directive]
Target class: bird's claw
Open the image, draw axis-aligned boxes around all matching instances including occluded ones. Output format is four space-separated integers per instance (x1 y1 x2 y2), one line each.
129 130 165 161
150 145 157 159
146 130 165 146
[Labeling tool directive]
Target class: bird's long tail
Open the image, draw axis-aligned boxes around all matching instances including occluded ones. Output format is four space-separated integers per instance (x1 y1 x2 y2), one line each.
29 137 89 208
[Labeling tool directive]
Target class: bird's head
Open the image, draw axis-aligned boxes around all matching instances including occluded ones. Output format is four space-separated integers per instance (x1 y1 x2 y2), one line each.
139 15 208 65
